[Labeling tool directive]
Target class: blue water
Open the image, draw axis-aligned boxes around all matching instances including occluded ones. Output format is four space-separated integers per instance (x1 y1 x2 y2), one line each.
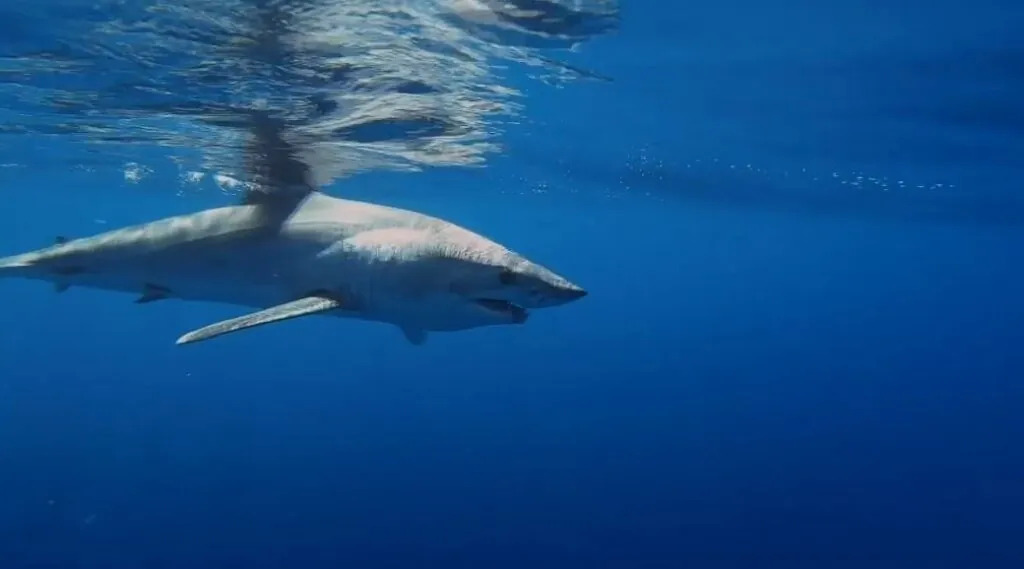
2 1 1024 567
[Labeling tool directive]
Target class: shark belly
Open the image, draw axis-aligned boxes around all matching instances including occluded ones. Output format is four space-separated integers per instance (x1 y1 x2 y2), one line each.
0 206 335 310
65 237 320 308
30 237 320 308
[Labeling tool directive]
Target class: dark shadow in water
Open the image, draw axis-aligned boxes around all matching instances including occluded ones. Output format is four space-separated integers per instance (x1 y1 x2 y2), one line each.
512 148 1024 229
514 39 1024 228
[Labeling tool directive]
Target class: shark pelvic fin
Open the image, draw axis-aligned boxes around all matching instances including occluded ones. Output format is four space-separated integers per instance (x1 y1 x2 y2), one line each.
135 283 171 304
176 294 342 346
401 326 428 346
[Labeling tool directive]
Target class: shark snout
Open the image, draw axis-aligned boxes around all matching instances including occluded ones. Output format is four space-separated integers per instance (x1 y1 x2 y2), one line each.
529 269 587 307
557 284 587 303
540 281 587 307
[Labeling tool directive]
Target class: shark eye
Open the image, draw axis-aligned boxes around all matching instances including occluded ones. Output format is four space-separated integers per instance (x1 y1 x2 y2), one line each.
498 270 517 285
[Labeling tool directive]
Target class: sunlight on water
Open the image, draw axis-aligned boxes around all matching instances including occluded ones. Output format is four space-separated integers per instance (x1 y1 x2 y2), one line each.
0 0 618 189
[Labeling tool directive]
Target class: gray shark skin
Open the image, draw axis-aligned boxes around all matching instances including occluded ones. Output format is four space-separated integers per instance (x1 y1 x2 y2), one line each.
0 126 586 346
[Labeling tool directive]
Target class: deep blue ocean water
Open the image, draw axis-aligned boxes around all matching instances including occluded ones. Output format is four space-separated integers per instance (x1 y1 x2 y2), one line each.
2 1 1024 567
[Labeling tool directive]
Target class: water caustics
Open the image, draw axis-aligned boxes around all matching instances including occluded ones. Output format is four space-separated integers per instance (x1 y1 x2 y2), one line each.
0 0 619 188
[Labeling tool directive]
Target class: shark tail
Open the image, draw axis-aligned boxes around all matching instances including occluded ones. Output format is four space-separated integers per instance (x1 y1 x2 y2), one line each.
0 254 62 291
0 255 34 278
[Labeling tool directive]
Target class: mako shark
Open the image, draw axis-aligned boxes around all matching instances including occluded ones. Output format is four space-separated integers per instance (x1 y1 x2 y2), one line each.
0 124 586 346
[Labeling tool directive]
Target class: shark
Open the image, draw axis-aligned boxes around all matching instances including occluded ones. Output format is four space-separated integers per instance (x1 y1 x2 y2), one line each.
0 119 587 346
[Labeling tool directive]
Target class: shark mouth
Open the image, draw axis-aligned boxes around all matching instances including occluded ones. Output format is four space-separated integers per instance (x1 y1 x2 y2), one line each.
475 298 529 323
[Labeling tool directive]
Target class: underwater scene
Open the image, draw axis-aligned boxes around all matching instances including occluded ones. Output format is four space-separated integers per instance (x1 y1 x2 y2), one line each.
1 1 1023 567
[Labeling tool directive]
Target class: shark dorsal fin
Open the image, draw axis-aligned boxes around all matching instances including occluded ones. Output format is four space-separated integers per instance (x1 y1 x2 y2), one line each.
241 113 319 214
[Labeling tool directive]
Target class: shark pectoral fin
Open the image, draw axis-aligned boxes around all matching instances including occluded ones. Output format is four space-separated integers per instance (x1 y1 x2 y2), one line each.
176 295 342 346
400 326 428 346
135 283 171 304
